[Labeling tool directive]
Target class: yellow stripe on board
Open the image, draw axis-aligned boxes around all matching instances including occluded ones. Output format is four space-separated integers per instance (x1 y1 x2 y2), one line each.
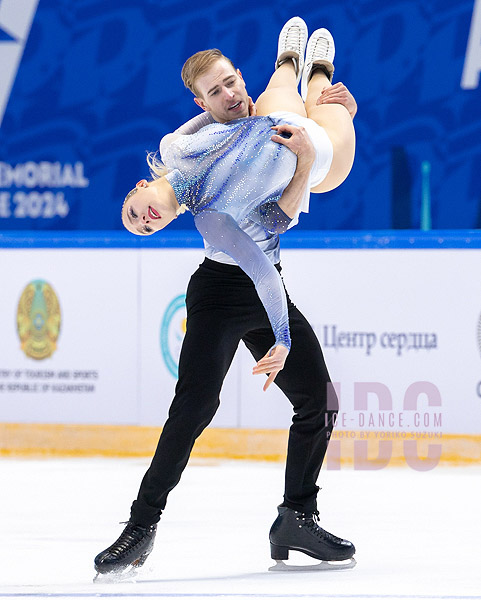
1 423 480 467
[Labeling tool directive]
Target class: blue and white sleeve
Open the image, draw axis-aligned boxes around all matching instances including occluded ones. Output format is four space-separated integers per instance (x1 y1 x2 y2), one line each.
194 210 291 351
160 113 215 160
246 201 293 234
174 112 215 134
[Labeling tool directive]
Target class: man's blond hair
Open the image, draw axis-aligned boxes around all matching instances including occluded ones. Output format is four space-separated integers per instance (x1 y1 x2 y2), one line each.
181 49 236 97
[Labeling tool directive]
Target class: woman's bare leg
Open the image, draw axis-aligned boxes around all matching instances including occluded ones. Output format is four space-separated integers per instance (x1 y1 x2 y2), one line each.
255 62 307 118
305 71 355 193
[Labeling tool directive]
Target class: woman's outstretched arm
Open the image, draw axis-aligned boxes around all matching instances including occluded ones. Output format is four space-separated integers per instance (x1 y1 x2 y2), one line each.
194 210 291 389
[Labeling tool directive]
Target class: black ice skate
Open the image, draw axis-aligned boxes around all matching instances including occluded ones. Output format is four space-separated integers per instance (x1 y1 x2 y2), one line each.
94 521 157 582
269 506 356 571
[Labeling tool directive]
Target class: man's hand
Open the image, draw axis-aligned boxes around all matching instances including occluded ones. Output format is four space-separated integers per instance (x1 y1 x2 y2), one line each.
252 344 289 392
270 123 316 173
268 123 315 219
316 82 357 119
248 96 257 116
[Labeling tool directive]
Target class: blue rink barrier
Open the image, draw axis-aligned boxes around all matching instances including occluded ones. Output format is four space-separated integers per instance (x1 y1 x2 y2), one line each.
1 230 481 249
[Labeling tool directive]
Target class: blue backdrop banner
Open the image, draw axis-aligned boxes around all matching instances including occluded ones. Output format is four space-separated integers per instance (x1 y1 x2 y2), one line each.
0 0 480 231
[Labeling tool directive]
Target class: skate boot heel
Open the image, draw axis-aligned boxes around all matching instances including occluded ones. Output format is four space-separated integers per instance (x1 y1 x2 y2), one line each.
270 543 289 560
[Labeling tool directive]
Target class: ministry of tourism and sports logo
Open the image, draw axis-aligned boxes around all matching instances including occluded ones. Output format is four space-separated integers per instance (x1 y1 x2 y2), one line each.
16 280 61 360
160 294 187 378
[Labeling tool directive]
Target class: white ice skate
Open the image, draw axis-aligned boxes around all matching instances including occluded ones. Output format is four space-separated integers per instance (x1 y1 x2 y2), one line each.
301 28 335 101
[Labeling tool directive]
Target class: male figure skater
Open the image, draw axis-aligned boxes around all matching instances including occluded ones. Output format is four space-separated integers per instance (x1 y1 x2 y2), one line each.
94 17 357 578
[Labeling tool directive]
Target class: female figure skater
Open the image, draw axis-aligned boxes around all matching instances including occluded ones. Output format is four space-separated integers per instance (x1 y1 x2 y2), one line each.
122 19 355 388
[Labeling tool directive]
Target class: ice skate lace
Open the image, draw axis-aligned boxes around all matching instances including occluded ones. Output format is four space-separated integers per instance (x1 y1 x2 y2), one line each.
300 511 345 543
108 522 154 557
309 37 330 63
283 25 304 53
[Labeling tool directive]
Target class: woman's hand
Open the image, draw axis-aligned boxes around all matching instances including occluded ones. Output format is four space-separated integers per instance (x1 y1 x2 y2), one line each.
316 82 357 119
252 344 289 391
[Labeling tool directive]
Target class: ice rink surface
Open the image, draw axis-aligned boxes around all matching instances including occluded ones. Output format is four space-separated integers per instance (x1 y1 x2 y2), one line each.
0 457 480 600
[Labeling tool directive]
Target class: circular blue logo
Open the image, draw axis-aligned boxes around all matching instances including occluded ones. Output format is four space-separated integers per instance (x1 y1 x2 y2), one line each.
160 294 187 378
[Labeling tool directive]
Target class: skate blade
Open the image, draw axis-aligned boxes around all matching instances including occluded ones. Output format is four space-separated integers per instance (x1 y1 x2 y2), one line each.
269 557 357 572
93 568 139 584
93 552 152 584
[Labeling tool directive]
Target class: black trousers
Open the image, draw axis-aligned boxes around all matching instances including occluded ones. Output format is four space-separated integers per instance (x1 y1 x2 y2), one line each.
130 258 338 526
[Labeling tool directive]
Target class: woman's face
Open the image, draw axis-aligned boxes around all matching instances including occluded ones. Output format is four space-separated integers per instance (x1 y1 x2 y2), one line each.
122 180 176 236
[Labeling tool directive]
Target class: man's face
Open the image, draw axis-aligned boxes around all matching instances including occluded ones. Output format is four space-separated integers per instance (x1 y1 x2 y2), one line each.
193 59 250 123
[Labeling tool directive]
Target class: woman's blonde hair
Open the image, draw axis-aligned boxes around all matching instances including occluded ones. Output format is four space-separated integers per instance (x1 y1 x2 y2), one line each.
146 152 187 214
181 49 236 97
146 151 168 180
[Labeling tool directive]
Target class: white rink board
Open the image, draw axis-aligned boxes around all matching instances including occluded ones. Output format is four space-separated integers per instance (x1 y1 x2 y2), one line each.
280 249 481 435
0 249 139 424
1 246 480 434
